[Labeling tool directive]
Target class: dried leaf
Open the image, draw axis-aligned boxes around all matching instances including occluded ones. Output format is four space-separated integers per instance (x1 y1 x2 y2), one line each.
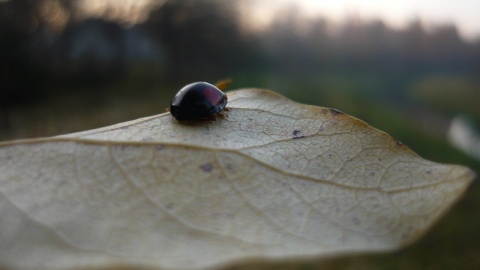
0 89 474 270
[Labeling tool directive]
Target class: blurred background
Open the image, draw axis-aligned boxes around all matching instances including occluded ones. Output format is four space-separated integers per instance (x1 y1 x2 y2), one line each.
1 0 479 268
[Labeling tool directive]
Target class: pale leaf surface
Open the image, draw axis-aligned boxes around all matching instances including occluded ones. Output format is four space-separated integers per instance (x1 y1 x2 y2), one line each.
0 89 474 270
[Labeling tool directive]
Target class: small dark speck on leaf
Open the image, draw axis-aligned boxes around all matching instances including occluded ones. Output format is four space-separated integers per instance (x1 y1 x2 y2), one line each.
292 129 305 139
165 203 174 210
352 216 360 225
201 163 213 172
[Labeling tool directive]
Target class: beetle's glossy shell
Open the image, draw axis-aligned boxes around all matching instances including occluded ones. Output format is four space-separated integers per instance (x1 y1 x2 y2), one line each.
170 82 228 121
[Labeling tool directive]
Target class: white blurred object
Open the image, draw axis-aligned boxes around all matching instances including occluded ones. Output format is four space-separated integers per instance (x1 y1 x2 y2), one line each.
448 115 480 161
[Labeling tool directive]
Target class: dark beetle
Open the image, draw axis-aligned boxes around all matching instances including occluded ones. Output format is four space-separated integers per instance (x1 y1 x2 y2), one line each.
170 81 229 121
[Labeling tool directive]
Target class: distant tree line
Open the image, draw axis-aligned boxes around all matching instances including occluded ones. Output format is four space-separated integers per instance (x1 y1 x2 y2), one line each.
263 8 480 76
1 0 479 109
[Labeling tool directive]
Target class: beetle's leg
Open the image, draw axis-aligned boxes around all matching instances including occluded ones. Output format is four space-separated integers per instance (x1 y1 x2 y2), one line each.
217 112 228 118
203 115 217 121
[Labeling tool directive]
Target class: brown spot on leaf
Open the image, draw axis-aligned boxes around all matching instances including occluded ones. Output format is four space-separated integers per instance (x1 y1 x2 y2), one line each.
292 129 305 139
200 163 213 172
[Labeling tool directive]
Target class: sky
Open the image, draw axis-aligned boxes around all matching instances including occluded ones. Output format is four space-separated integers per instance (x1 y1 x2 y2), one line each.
249 0 480 40
71 0 480 41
